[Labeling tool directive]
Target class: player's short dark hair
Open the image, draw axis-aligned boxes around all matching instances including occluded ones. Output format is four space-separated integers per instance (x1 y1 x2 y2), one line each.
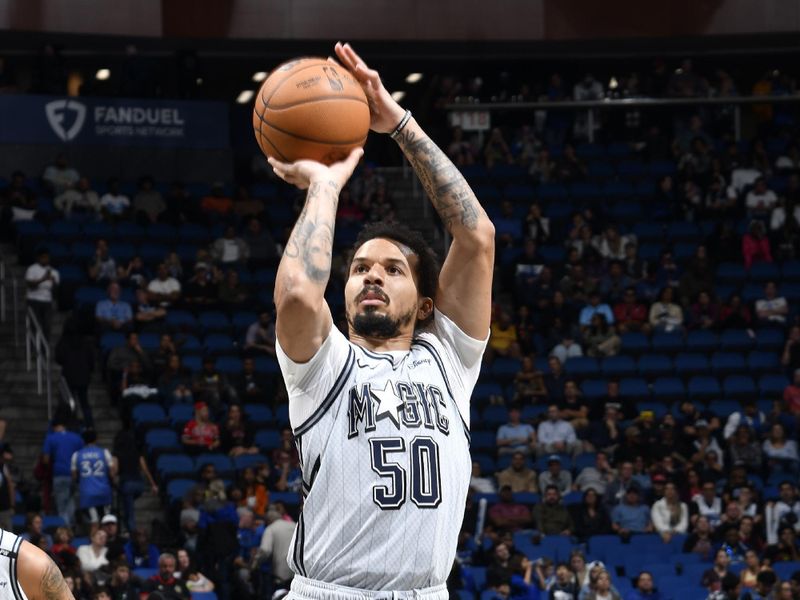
352 221 441 303
83 429 97 444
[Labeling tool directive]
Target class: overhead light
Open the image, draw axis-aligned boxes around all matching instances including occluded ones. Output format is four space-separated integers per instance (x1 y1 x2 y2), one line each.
196 77 203 85
405 73 423 84
236 90 254 104
95 68 110 81
609 77 619 90
391 91 406 102
252 71 268 83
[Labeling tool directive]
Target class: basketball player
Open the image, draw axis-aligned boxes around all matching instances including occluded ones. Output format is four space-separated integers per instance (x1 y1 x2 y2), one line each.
0 528 72 600
269 42 494 599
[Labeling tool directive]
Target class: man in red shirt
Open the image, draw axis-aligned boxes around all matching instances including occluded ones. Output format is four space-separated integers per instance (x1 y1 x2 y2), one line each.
613 286 650 333
783 369 800 416
181 401 220 454
488 485 532 531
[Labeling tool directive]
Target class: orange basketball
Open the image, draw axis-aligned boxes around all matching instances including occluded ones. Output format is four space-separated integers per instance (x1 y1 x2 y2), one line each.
252 57 371 165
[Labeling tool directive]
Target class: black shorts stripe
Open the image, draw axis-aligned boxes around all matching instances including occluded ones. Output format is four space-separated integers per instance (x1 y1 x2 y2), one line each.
415 339 471 442
293 512 306 576
293 347 355 436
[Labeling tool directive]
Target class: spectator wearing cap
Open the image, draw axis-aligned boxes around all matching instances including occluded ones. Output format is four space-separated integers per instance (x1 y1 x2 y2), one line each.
41 417 84 527
690 419 725 468
182 402 220 454
532 485 573 536
496 408 536 457
651 481 689 542
496 452 538 493
100 514 127 563
537 404 581 457
488 485 532 531
25 248 59 338
611 486 652 536
538 455 572 495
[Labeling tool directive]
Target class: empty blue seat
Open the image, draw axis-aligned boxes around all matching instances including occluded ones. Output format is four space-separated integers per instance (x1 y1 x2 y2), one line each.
618 161 648 178
82 222 114 239
254 429 281 450
146 223 178 240
588 535 623 564
685 330 719 352
521 405 547 421
131 404 167 428
564 356 599 377
652 377 685 401
41 515 67 532
243 404 273 425
491 358 522 383
178 223 209 241
198 311 231 332
619 378 649 399
271 491 301 506
621 332 649 353
182 356 202 372
632 222 664 242
755 329 784 351
472 382 505 404
716 262 746 284
481 406 509 428
274 405 289 426
75 286 107 308
747 351 780 373
720 329 756 351
782 261 800 281
741 283 764 304
472 454 495 475
688 376 721 400
215 356 243 375
759 374 788 398
588 162 616 178
157 455 195 479
772 561 800 581
602 356 637 377
169 403 194 425
675 353 709 377
710 352 746 375
748 262 781 282
145 428 180 451
471 431 497 451
166 478 196 503
538 245 565 264
667 222 701 241
581 379 608 400
638 354 673 378
100 332 126 354
165 310 198 331
204 334 235 354
707 399 741 418
538 183 568 199
194 453 234 475
652 332 684 353
723 375 756 399
573 452 597 472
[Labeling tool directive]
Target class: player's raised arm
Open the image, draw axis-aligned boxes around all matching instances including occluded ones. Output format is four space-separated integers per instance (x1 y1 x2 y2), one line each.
17 540 73 600
272 149 363 363
335 43 494 339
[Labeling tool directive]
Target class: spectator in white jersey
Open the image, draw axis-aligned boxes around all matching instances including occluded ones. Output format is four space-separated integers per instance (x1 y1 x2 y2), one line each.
270 42 493 599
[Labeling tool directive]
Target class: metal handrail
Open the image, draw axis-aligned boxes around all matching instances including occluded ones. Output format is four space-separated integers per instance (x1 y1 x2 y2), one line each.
25 306 53 420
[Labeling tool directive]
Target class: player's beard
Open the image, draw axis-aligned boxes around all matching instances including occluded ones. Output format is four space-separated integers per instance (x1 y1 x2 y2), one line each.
350 305 416 339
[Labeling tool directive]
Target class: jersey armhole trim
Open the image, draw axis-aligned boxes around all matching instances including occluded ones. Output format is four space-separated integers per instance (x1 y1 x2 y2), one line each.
10 537 23 600
292 347 355 437
414 339 471 443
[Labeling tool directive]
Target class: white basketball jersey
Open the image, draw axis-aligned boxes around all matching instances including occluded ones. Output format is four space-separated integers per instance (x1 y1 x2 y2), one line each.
0 530 30 600
277 309 486 591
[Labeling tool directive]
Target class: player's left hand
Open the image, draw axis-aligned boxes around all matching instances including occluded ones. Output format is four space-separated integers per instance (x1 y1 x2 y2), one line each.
269 147 363 191
334 42 406 135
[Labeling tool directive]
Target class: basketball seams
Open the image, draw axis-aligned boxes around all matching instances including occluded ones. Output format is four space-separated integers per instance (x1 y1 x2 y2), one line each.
251 126 290 162
266 94 369 110
254 109 369 146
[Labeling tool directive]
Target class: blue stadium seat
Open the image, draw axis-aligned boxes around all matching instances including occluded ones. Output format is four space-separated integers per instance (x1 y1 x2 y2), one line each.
716 263 746 284
651 332 684 353
772 561 800 581
178 223 210 241
198 311 231 333
146 223 178 241
538 183 568 200
632 223 664 242
637 354 673 378
564 356 599 377
667 553 703 569
710 352 746 375
271 491 301 506
157 456 194 480
537 535 573 563
165 310 198 332
649 160 676 177
538 245 566 264
619 378 650 399
581 379 608 400
723 375 757 399
707 400 741 419
667 222 701 241
621 332 650 354
472 454 495 474
759 374 788 398
682 563 711 586
491 358 522 383
243 404 273 426
573 453 597 472
191 592 218 600
144 428 180 452
137 332 161 351
688 376 721 401
215 356 243 375
652 377 686 402
232 311 259 332
601 356 637 378
588 162 616 179
741 283 764 304
131 404 167 428
100 332 126 354
747 351 781 373
274 405 289 426
588 535 623 564
50 221 81 239
720 329 756 351
194 453 234 476
675 353 709 377
535 454 570 472
782 261 800 281
755 328 784 351
204 334 235 355
75 286 107 308
618 161 648 178
182 356 202 372
133 568 159 581
41 515 66 532
685 330 719 353
481 406 509 428
254 429 281 451
472 382 505 405
169 404 194 425
521 405 547 422
82 221 114 239
748 262 781 282
630 534 671 559
166 479 196 503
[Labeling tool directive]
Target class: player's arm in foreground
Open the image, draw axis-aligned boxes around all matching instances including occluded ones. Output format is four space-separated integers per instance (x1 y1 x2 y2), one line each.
336 43 494 338
271 148 364 363
17 540 73 600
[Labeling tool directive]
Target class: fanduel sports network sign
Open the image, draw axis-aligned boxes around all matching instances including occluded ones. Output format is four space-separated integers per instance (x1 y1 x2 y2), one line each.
0 95 229 148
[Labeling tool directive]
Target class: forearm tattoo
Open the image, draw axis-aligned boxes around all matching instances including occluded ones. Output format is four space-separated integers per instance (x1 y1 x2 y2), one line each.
41 560 71 600
282 180 339 283
396 127 485 232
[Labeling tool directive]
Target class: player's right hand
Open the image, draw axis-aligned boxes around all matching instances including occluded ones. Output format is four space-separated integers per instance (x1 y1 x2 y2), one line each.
268 147 363 192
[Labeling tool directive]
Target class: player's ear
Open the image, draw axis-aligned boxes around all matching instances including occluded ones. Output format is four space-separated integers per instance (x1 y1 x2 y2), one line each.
417 296 433 321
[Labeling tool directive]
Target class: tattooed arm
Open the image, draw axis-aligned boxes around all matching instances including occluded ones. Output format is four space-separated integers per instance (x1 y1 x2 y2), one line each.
17 541 73 600
336 43 494 338
271 149 363 362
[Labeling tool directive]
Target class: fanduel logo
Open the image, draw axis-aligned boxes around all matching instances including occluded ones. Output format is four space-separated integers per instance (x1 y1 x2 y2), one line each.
45 99 87 141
